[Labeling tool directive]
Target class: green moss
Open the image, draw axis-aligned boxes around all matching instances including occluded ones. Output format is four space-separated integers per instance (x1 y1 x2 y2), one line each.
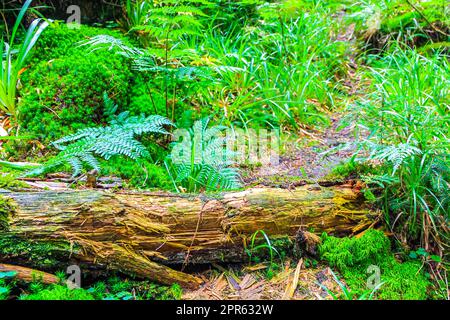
319 230 391 270
127 75 168 118
249 174 306 188
325 160 374 181
319 230 431 300
101 157 172 190
0 174 28 191
381 11 421 33
20 285 94 300
15 24 134 147
0 236 76 270
271 236 293 259
379 261 430 300
0 196 16 231
85 276 182 300
96 277 183 300
5 274 183 301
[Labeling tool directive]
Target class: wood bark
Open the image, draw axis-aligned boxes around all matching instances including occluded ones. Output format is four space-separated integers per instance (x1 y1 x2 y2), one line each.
0 263 59 285
0 184 377 289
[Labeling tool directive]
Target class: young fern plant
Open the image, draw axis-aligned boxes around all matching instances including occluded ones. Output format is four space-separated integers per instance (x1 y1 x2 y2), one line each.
165 118 241 193
27 94 174 177
0 0 49 125
81 33 241 123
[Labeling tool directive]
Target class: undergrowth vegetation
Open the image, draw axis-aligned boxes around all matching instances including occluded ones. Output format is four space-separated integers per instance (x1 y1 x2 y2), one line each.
319 230 432 300
342 48 449 259
0 271 182 301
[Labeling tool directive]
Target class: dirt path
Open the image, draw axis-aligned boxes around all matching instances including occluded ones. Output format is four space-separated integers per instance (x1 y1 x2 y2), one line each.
242 112 361 187
243 18 365 188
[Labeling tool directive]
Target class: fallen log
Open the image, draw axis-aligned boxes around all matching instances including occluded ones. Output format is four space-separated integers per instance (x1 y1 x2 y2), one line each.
0 184 377 288
0 263 59 285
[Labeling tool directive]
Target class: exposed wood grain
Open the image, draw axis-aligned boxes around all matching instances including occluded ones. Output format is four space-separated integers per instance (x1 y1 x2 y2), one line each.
0 185 376 288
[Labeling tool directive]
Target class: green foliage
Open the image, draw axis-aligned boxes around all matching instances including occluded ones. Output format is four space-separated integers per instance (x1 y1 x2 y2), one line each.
246 230 282 265
127 74 167 117
0 195 16 231
190 2 347 128
101 157 172 189
317 268 382 300
338 0 450 53
245 230 285 279
165 118 241 193
88 277 183 300
123 0 214 42
320 230 391 271
20 285 95 300
1 273 183 301
0 235 75 270
343 48 450 249
26 94 173 177
17 23 134 143
0 271 16 300
0 0 49 124
325 158 374 181
83 33 240 126
319 230 431 300
85 0 347 129
119 0 153 38
0 172 27 190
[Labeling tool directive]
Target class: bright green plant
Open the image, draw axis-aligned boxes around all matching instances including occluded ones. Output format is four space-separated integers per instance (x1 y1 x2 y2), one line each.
82 33 239 124
319 230 431 300
246 230 282 265
339 0 449 52
101 157 172 190
187 1 347 128
165 117 241 193
317 268 383 300
17 24 134 144
85 1 216 123
343 48 449 252
20 284 95 300
0 0 48 125
26 95 173 177
245 230 285 278
119 0 152 35
92 277 183 300
0 271 16 300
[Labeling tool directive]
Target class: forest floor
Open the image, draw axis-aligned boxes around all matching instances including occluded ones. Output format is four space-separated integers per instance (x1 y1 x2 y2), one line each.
183 262 342 300
184 21 366 300
183 260 340 300
243 112 362 188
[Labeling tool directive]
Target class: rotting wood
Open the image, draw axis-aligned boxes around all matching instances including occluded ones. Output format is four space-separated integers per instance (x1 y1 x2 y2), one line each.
0 263 59 284
0 184 377 288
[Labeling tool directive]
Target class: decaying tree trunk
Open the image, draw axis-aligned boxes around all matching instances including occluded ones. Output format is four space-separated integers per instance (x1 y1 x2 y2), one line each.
0 184 377 289
0 263 59 285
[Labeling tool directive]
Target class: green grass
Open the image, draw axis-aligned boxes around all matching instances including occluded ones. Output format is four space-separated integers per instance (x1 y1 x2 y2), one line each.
342 47 449 249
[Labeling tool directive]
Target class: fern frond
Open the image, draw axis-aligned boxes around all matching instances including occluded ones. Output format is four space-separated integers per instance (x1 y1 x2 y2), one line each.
27 96 173 177
369 143 422 174
167 118 241 192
